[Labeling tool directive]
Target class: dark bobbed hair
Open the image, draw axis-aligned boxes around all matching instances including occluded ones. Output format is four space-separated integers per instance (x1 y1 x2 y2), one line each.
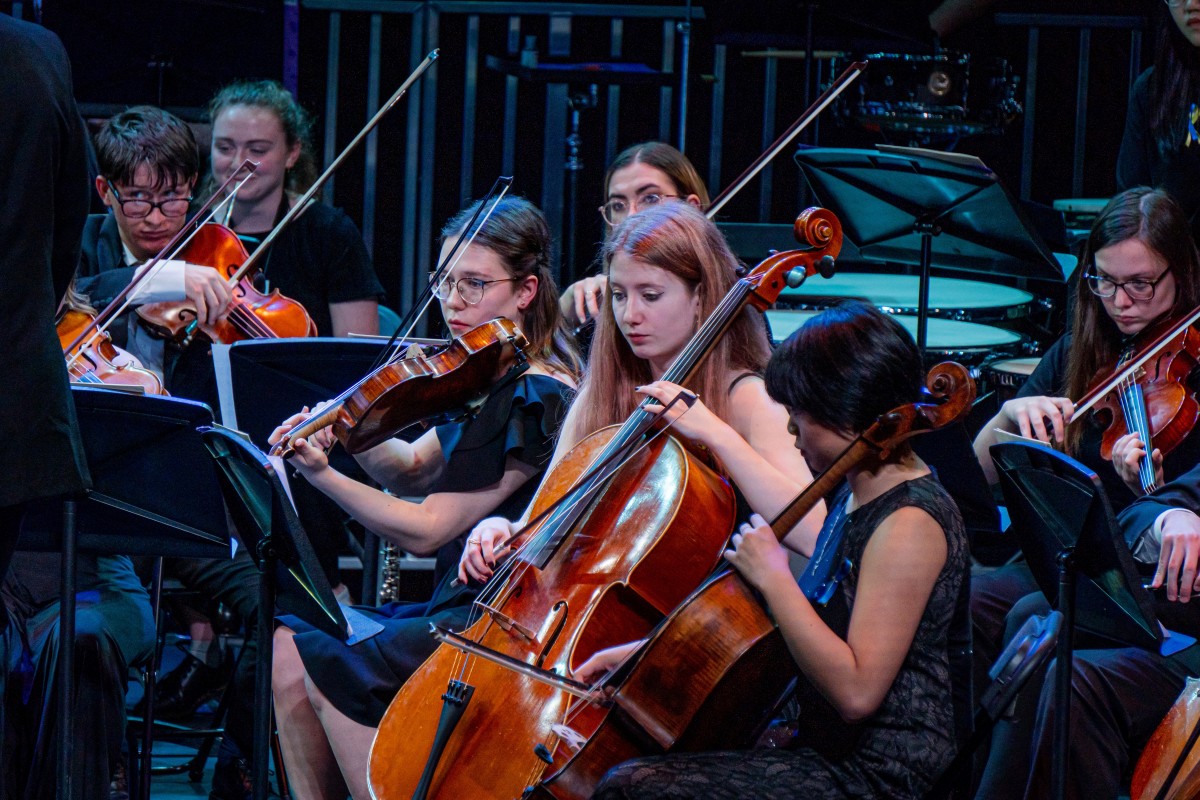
1149 5 1200 153
204 79 318 195
1065 186 1200 453
441 196 582 380
94 105 200 189
603 142 710 207
765 301 924 440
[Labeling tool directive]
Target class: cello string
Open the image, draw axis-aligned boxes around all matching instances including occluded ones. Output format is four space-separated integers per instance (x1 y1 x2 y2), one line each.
465 277 757 612
467 392 704 645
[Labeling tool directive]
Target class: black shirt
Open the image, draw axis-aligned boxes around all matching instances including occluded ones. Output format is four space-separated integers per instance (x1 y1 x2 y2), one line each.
239 201 384 337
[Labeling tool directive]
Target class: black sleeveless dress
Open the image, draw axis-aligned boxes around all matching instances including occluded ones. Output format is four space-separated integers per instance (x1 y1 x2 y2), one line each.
595 473 966 800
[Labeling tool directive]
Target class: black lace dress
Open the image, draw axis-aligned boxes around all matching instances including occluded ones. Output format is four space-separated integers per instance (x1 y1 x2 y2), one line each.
594 473 966 800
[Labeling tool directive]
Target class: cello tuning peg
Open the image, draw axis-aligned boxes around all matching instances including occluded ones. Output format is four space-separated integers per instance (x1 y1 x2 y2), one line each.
785 268 807 289
818 255 837 279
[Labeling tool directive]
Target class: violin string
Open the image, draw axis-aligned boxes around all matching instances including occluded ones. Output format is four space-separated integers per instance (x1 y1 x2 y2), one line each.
66 171 259 369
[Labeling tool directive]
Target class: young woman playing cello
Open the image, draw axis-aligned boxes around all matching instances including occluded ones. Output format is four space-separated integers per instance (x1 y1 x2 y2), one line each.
268 196 580 800
459 200 822 586
590 301 967 800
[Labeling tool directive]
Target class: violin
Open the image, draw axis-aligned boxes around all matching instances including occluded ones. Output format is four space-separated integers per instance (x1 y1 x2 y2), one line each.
57 308 167 395
1074 307 1200 494
366 208 843 800
136 223 317 346
270 317 529 457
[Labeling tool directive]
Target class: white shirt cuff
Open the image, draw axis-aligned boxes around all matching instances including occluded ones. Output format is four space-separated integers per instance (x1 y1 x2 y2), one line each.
1133 508 1193 564
128 260 188 304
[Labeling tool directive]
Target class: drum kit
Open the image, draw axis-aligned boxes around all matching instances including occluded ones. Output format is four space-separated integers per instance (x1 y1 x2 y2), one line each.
836 51 1023 140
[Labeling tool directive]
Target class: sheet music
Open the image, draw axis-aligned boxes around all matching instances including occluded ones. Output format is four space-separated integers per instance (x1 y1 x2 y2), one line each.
212 343 238 430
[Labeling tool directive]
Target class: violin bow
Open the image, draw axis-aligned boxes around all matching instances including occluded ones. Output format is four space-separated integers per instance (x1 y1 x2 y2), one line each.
62 162 258 365
1072 305 1200 418
223 49 440 287
704 60 866 219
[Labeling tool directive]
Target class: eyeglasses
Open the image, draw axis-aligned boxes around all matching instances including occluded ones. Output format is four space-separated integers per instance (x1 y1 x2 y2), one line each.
1083 269 1171 301
428 274 518 305
108 183 192 219
599 193 679 226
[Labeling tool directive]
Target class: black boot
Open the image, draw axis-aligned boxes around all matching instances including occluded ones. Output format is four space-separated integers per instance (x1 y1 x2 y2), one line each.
142 648 230 722
209 740 253 800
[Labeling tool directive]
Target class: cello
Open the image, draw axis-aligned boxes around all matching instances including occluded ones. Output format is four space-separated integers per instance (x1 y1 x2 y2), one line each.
366 208 842 800
521 361 975 800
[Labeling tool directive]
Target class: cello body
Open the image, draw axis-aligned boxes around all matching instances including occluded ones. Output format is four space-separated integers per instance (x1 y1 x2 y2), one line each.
367 425 736 799
533 568 796 800
1133 676 1200 800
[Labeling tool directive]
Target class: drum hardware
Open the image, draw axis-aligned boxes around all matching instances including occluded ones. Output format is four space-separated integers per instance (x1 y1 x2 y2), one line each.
765 309 1025 367
833 51 1022 140
776 273 1035 324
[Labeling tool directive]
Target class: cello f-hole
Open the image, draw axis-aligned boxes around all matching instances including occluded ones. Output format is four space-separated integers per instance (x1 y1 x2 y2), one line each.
537 601 570 669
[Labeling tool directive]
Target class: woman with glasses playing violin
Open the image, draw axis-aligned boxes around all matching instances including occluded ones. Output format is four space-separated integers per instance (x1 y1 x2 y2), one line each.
267 196 581 800
1117 0 1200 242
971 187 1200 799
560 141 709 329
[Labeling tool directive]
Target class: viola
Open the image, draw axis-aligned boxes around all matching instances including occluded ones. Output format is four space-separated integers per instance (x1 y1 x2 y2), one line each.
366 208 843 800
1074 308 1200 494
57 308 167 395
136 223 317 346
526 361 975 800
270 317 530 457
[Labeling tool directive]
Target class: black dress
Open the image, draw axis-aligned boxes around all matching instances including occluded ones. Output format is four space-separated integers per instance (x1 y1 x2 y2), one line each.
595 474 966 800
283 373 573 728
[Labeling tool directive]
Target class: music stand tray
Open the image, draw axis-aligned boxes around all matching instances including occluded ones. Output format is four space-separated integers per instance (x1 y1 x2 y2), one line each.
18 387 230 557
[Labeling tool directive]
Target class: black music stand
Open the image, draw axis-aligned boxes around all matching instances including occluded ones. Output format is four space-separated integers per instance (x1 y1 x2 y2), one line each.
215 337 398 602
793 145 1063 350
200 426 383 800
990 441 1196 800
16 387 231 800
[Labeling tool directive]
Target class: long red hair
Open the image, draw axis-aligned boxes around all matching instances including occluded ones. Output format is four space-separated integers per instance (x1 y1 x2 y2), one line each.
571 202 771 436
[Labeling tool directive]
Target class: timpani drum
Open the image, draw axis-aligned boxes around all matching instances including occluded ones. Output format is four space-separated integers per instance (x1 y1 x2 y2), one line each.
777 273 1035 323
982 357 1042 404
765 309 1024 366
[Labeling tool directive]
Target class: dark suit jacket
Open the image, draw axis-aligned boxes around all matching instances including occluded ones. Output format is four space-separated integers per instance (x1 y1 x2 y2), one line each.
0 16 90 507
1117 466 1200 639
